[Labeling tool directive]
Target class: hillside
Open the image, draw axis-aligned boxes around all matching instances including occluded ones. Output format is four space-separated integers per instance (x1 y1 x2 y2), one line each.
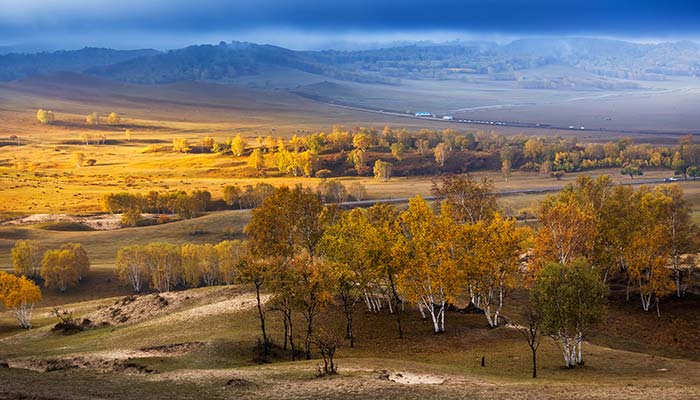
3 38 700 86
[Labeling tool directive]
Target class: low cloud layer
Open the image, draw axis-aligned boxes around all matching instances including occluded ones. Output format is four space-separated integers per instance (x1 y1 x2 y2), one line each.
1 0 698 49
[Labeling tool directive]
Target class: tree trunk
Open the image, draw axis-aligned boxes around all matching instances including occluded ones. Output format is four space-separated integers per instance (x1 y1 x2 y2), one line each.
305 315 313 360
388 274 403 339
254 281 268 356
531 347 537 378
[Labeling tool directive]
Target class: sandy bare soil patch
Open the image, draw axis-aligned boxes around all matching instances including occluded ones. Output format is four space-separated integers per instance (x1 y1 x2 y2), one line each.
378 370 445 384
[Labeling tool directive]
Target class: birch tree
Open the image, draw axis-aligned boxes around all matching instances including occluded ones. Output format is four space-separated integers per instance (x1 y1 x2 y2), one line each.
11 240 44 278
115 245 149 292
431 174 497 224
0 272 42 329
531 259 607 368
468 215 530 327
394 196 458 333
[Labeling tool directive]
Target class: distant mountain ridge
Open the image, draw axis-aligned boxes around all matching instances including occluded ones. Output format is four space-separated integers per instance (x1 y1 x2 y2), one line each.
1 38 700 85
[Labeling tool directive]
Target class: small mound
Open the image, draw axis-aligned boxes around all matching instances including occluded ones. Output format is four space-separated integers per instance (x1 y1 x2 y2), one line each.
9 356 155 375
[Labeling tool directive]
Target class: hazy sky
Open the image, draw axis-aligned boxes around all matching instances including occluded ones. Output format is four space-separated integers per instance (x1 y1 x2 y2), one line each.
1 0 699 50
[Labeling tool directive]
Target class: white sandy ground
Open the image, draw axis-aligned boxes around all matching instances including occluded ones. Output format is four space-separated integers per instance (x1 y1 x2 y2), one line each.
0 213 169 230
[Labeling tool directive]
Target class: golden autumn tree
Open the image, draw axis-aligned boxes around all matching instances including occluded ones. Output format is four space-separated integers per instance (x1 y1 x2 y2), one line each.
11 240 44 278
36 109 55 124
248 148 265 171
60 243 90 281
106 112 121 125
394 196 459 333
41 249 80 292
0 272 42 329
467 214 531 327
215 240 247 285
533 192 596 269
431 174 498 224
287 252 333 360
115 245 150 293
231 134 247 157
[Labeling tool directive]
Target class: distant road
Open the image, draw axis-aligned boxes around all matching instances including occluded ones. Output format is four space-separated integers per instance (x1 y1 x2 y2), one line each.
335 177 676 208
307 97 698 139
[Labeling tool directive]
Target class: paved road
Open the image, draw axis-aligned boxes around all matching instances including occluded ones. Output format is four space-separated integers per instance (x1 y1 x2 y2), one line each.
334 177 678 208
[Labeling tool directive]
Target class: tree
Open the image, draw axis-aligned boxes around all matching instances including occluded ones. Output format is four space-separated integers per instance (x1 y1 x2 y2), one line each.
501 159 512 182
72 152 85 168
524 138 545 162
115 246 149 292
373 159 392 182
289 253 333 360
317 180 348 203
223 184 242 207
687 165 700 180
248 148 265 171
313 327 342 376
172 138 191 153
101 192 145 226
36 109 55 125
141 242 182 292
231 134 247 157
181 243 219 287
60 243 90 281
106 112 121 125
517 310 542 378
352 133 372 152
11 240 43 278
655 185 697 297
215 240 246 285
390 142 405 160
348 182 368 201
240 256 271 357
347 149 367 175
394 196 458 333
467 215 530 327
434 142 448 167
41 249 80 292
246 186 325 258
533 194 596 268
0 272 42 329
319 207 396 342
431 174 497 224
531 259 607 368
620 164 643 179
86 112 100 125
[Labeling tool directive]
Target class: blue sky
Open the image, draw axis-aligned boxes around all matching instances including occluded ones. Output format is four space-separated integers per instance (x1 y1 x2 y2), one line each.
0 0 699 50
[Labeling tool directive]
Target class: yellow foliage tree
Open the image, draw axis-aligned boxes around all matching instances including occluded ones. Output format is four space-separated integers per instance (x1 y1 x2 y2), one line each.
36 109 55 125
231 134 248 157
11 240 43 278
0 272 42 328
40 249 80 292
106 112 121 125
86 112 100 125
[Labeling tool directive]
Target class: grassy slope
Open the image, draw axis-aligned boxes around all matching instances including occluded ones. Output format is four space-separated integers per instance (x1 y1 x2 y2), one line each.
1 284 699 399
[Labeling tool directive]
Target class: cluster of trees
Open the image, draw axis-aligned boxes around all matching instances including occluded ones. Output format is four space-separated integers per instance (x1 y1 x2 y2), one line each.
36 109 55 125
238 176 698 372
533 175 699 314
176 126 700 181
11 240 91 292
115 241 247 292
85 112 121 126
101 190 212 225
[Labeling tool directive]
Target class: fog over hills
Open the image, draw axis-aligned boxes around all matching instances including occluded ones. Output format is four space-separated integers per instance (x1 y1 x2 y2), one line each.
2 38 700 86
